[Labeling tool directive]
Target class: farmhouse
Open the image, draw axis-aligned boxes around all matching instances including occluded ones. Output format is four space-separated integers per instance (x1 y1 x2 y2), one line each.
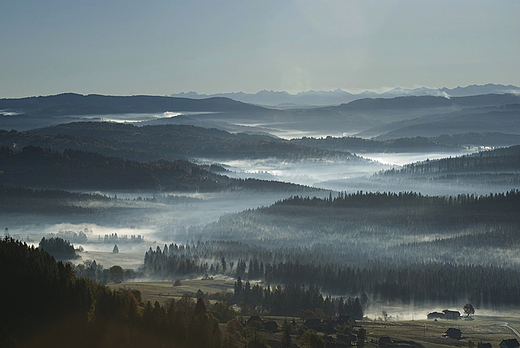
443 328 462 339
337 333 355 345
304 318 322 330
379 336 394 347
427 309 461 320
263 320 278 333
427 311 444 319
443 310 461 319
247 315 264 329
336 314 356 327
500 339 520 348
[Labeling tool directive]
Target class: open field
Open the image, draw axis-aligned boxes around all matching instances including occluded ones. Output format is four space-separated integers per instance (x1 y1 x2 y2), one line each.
361 317 520 347
108 278 237 305
219 315 520 348
109 280 520 347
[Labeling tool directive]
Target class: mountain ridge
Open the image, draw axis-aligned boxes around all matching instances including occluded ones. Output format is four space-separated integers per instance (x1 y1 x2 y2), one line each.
0 92 268 116
170 84 520 107
0 145 319 192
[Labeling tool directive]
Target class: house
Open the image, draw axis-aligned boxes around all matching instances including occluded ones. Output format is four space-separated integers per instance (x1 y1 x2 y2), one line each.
337 314 356 327
304 318 322 330
427 309 461 320
263 320 278 333
427 311 445 320
478 343 492 348
443 310 461 320
500 339 520 348
443 328 461 339
379 336 394 347
247 315 264 329
337 333 352 344
318 320 335 334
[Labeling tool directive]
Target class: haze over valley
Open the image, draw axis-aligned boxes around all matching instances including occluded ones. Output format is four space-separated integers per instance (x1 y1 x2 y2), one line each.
2 1 520 346
3 84 520 347
2 87 520 266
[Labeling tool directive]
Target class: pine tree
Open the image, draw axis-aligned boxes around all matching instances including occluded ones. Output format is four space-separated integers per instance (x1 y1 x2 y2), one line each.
194 297 206 316
281 320 292 348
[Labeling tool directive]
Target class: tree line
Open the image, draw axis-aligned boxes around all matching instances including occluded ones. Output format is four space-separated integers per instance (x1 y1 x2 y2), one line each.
0 122 358 162
0 237 223 348
185 190 520 268
142 240 520 308
0 184 110 214
0 145 316 192
3 236 372 348
232 278 365 319
378 144 520 176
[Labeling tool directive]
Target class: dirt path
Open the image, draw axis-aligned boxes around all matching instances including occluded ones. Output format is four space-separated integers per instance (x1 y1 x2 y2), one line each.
503 323 520 338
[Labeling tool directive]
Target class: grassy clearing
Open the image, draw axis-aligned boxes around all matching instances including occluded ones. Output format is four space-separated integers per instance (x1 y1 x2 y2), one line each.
109 280 520 347
363 317 520 348
108 278 235 305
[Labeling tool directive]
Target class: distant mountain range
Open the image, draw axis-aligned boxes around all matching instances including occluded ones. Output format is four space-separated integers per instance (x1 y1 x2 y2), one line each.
171 84 520 107
2 91 520 144
0 92 266 116
0 93 270 131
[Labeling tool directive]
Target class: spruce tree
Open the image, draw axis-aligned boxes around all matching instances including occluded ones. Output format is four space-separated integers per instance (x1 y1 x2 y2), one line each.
281 320 292 348
194 297 206 316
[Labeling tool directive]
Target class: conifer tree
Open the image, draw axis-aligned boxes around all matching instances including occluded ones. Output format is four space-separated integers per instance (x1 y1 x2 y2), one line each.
195 297 207 316
281 320 292 348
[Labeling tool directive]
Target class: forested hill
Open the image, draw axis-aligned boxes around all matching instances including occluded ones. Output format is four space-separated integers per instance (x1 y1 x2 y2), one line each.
0 92 267 116
0 185 112 214
379 145 520 176
291 135 463 153
273 190 520 212
195 190 520 266
142 240 520 308
290 133 520 154
0 237 223 347
0 123 360 161
0 146 317 192
268 191 520 229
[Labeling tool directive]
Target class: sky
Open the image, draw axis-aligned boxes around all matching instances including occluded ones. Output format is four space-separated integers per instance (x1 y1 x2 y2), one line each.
1 0 519 98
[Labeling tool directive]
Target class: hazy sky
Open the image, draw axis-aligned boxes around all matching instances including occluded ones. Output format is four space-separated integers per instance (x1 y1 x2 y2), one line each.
1 1 519 98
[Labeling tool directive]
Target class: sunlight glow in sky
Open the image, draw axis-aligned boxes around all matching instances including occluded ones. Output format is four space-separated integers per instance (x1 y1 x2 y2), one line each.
1 1 519 97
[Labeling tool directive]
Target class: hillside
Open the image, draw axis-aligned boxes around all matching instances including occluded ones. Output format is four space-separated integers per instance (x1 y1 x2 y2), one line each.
368 145 520 191
199 190 520 247
0 237 224 348
0 122 360 162
0 93 274 131
0 93 267 116
429 132 520 148
0 185 112 214
360 104 520 139
263 94 520 136
0 146 317 192
179 191 520 306
291 135 463 153
379 145 520 176
4 93 520 141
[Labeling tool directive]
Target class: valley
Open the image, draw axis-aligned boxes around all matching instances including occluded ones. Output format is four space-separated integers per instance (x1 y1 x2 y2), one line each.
2 90 520 347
